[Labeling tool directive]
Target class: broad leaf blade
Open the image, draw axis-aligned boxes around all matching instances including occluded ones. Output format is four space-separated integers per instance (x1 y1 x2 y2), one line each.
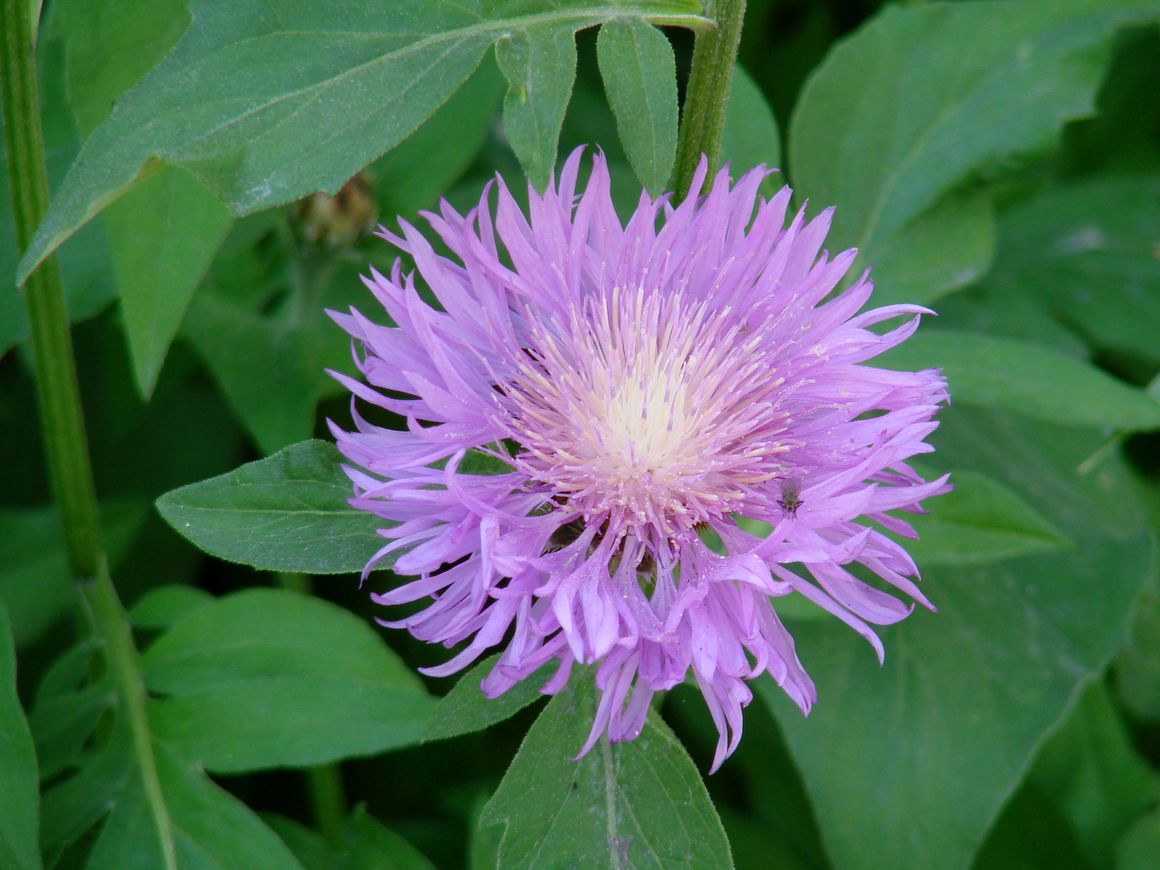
480 679 733 869
155 440 382 575
597 18 678 195
0 607 40 870
142 589 433 772
878 330 1160 432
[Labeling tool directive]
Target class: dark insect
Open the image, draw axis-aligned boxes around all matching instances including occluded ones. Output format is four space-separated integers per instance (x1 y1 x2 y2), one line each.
778 476 803 517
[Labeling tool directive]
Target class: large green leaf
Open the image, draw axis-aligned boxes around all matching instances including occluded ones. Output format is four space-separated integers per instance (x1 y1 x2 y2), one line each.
878 329 1160 432
788 0 1159 299
17 0 708 283
480 679 733 869
597 18 678 195
142 588 434 772
155 440 382 575
0 607 40 870
760 406 1154 870
984 174 1160 366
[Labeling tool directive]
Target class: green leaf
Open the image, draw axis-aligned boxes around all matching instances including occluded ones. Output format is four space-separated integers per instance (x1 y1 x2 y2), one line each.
17 0 708 282
597 19 678 195
372 57 505 219
105 169 232 397
142 589 434 772
1114 573 1160 722
1028 681 1156 866
900 469 1070 567
720 65 780 181
497 24 578 191
869 189 996 308
1 38 115 352
85 741 304 870
878 329 1160 432
128 585 215 631
183 293 326 454
424 653 553 743
1119 807 1160 870
985 173 1160 365
51 0 230 396
342 805 435 870
788 0 1159 282
760 407 1154 870
480 679 733 869
155 440 383 575
0 606 41 870
265 808 437 870
0 499 146 647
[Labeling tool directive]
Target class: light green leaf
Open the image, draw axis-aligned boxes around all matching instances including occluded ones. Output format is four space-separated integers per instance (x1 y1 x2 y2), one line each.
0 607 40 870
480 679 733 869
985 173 1160 365
142 589 433 772
424 653 553 743
597 18 678 195
721 65 780 181
900 469 1070 566
761 407 1154 870
155 440 382 575
17 0 708 282
497 24 578 191
878 329 1160 432
788 0 1159 280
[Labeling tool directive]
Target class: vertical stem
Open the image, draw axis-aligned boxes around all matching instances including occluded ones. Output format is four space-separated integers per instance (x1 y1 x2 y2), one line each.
672 0 748 201
2 4 176 867
2 0 103 582
278 572 348 847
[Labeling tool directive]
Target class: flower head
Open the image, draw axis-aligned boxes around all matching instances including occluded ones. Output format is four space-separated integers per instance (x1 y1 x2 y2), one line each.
329 150 950 771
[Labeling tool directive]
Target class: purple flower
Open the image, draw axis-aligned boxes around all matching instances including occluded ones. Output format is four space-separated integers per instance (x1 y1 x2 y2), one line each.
329 150 950 771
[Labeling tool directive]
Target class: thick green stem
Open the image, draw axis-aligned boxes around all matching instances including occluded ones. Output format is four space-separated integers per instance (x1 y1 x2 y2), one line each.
278 573 348 846
2 3 175 867
2 0 103 580
672 0 747 200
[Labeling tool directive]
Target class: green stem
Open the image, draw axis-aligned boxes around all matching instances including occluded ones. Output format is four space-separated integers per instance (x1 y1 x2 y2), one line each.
2 3 175 867
672 0 747 201
278 573 348 847
1 0 102 580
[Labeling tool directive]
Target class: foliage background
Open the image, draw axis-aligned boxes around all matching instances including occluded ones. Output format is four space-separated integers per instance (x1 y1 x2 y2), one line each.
3 0 1160 868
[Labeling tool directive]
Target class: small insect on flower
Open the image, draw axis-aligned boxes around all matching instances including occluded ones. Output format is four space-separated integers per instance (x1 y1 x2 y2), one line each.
778 476 803 517
329 149 950 772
